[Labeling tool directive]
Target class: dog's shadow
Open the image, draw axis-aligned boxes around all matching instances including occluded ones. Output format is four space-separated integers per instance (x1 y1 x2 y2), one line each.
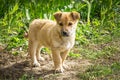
0 60 55 80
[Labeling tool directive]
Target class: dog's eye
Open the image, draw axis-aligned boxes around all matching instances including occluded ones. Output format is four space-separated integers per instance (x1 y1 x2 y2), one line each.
59 22 63 26
68 22 73 26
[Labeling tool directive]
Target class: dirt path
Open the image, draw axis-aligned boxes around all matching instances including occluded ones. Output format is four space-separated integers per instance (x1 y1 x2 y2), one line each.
0 52 92 80
1 39 120 80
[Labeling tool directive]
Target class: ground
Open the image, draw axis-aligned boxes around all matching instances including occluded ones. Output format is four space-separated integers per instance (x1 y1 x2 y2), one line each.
0 39 120 80
0 52 92 80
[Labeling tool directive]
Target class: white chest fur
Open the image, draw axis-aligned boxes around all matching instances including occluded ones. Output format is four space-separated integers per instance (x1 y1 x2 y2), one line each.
52 37 74 52
65 41 71 49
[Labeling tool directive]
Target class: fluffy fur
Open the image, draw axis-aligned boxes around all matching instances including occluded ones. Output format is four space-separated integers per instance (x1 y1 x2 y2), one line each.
28 11 80 72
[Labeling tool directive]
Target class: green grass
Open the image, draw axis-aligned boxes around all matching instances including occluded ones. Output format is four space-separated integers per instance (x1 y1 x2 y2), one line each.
76 37 120 80
79 43 120 59
0 0 120 52
19 74 34 80
0 0 120 79
69 51 81 58
77 62 120 80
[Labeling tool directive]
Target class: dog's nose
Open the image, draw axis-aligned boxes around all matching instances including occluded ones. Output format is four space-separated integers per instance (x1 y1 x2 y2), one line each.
62 31 69 37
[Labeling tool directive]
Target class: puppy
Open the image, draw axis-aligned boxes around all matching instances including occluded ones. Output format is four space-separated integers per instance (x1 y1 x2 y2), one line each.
28 11 80 72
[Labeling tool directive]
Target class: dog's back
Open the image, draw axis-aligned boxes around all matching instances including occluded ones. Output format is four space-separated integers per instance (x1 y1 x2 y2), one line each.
29 19 55 32
28 19 56 47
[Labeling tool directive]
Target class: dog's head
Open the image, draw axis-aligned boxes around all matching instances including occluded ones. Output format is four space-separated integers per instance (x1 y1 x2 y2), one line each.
54 11 80 37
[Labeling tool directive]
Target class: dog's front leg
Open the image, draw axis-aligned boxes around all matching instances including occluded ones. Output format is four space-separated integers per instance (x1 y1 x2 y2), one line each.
52 50 64 73
61 49 70 69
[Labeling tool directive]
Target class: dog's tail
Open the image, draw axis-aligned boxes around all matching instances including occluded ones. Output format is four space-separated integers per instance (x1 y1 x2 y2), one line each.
22 25 29 39
24 32 28 38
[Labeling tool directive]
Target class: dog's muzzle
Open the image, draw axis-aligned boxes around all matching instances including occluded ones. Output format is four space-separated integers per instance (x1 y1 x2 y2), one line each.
61 31 69 37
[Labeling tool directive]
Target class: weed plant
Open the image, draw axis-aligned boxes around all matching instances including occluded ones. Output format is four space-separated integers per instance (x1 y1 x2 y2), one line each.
0 0 120 58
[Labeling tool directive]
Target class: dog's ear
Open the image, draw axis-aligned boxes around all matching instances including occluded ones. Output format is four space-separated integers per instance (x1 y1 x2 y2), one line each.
54 12 62 20
71 11 80 20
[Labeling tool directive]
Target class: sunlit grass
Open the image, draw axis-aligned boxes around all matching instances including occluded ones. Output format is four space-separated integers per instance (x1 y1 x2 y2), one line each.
77 62 120 80
0 1 120 79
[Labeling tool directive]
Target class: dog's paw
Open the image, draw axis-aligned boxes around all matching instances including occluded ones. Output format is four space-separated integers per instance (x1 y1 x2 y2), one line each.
33 62 40 67
38 57 45 61
63 64 69 69
54 67 64 73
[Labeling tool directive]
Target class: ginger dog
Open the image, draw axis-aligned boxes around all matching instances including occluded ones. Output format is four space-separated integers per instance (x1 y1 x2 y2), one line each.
28 11 80 72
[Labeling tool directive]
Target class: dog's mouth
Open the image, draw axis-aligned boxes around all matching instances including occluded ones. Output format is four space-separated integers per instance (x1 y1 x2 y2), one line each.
61 31 69 37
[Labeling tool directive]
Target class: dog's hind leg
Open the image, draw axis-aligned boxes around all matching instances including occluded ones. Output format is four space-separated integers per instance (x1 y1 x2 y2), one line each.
36 45 45 61
29 40 40 67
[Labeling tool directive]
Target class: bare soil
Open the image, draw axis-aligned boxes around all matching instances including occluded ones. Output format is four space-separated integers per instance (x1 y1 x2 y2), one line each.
0 39 120 80
0 52 92 80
